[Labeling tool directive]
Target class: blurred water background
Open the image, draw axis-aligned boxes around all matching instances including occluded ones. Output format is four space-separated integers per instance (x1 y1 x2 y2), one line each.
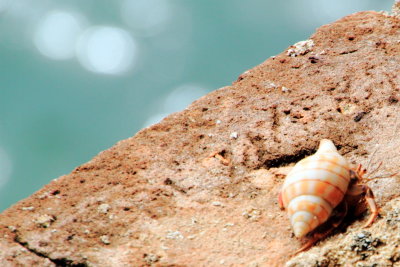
0 0 393 211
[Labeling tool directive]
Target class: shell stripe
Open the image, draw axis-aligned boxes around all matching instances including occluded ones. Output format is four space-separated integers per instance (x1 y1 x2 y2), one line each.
295 163 349 179
301 156 350 170
287 195 331 225
293 178 345 195
284 167 350 188
282 179 345 208
291 211 319 230
291 157 349 174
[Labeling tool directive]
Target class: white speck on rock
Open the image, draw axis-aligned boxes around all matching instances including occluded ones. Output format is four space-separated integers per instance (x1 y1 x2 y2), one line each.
7 226 16 232
38 192 50 199
166 230 184 240
281 87 290 93
212 201 223 206
230 132 238 139
216 120 222 124
35 214 55 228
100 235 111 245
97 203 110 214
264 81 277 89
287 39 314 57
22 206 35 211
242 208 262 221
144 254 159 264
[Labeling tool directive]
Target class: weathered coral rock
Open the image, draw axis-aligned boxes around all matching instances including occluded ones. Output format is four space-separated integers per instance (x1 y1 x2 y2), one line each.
2 7 400 267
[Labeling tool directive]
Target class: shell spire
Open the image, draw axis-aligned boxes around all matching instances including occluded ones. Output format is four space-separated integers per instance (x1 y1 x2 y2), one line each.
280 139 351 238
317 139 338 154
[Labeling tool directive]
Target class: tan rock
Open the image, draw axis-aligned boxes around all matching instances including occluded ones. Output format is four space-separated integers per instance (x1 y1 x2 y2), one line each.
2 5 400 267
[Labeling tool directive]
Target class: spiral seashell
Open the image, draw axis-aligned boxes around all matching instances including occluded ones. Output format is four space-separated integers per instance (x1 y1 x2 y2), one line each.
280 139 351 238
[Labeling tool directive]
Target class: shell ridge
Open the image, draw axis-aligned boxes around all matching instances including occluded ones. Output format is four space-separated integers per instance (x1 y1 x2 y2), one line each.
297 157 350 171
284 179 346 199
291 210 318 237
284 167 350 188
288 195 331 225
288 194 333 237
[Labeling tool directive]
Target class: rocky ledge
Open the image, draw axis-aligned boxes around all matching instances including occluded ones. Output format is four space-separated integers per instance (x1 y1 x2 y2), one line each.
2 4 400 267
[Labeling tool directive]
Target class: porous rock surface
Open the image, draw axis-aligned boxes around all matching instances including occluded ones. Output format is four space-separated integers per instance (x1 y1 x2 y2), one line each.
2 9 400 267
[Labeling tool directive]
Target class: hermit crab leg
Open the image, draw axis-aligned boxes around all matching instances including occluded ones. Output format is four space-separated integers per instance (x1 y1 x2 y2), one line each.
345 184 378 227
278 192 284 210
354 164 367 180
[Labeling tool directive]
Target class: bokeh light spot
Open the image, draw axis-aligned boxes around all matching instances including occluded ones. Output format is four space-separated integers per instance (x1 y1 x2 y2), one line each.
76 26 137 75
34 10 85 60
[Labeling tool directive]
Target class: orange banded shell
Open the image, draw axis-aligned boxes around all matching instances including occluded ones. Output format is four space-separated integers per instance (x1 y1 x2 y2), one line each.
280 139 351 238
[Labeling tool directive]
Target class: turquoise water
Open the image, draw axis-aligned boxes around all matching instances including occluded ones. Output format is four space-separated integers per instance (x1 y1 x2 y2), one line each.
0 0 393 211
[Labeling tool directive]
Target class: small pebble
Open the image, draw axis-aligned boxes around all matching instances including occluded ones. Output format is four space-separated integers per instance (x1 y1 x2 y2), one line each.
287 39 314 57
35 214 55 228
212 201 223 206
357 233 365 238
230 132 238 139
144 254 159 263
100 235 110 245
21 206 35 211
